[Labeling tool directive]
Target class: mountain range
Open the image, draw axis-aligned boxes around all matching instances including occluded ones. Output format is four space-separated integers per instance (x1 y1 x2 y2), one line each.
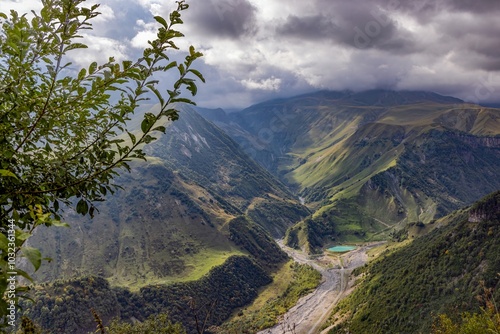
200 89 500 251
31 104 309 288
25 89 500 333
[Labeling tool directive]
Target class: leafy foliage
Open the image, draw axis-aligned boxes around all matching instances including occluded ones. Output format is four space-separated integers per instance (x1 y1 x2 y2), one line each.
106 313 186 334
432 285 500 334
0 0 203 323
432 310 500 334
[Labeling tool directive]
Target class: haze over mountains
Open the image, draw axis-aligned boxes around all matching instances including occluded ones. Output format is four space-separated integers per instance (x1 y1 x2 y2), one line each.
26 89 500 333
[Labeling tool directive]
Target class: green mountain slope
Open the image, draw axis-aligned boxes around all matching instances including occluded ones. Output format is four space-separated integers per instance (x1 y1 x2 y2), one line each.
25 105 309 333
201 90 500 249
24 256 272 334
32 105 307 287
327 191 500 333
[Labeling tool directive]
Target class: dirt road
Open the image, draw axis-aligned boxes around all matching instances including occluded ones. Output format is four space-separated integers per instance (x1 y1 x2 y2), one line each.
258 241 384 334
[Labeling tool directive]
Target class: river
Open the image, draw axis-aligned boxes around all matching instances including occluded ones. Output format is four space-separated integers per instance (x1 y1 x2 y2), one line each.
258 241 385 334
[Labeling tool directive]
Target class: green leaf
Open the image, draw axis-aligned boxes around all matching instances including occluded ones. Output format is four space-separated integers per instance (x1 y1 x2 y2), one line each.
154 16 169 29
140 112 156 133
50 220 70 227
160 108 179 118
64 43 88 52
76 199 89 215
89 61 97 74
186 81 197 96
177 63 185 75
152 126 166 133
165 61 177 71
22 247 42 271
141 118 149 133
12 268 33 283
171 97 195 105
188 69 206 83
150 86 165 106
78 68 86 80
0 233 9 250
127 131 137 145
0 169 17 179
143 134 156 144
122 60 132 69
15 230 31 243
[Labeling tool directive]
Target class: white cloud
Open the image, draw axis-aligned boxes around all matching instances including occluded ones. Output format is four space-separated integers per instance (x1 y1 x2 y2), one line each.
68 34 129 67
2 0 42 16
241 76 282 90
130 19 157 49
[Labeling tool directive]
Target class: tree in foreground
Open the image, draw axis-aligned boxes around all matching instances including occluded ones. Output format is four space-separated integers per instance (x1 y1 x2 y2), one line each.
0 0 204 326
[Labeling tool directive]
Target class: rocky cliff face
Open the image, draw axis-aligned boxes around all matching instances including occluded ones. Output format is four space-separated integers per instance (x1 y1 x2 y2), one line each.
468 191 500 222
452 132 500 148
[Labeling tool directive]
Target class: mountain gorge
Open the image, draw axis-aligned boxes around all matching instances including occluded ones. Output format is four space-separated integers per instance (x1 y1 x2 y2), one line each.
24 90 500 333
32 105 308 287
25 105 309 333
200 90 500 250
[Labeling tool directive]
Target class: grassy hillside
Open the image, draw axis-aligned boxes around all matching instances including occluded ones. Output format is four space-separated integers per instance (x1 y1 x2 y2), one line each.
32 162 246 289
326 191 500 333
202 90 500 250
26 105 309 333
213 261 322 333
31 105 307 287
23 256 272 334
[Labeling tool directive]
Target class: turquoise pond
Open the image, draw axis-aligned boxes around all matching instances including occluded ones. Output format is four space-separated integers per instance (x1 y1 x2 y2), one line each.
327 245 357 252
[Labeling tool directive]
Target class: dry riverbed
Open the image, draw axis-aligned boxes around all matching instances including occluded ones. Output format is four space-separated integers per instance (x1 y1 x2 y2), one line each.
259 241 385 334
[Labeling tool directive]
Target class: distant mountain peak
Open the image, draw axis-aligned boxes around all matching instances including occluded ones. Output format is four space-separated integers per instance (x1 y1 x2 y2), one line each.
341 89 464 106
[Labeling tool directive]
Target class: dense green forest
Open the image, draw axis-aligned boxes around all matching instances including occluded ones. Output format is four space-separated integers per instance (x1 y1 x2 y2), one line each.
328 191 500 333
23 256 271 333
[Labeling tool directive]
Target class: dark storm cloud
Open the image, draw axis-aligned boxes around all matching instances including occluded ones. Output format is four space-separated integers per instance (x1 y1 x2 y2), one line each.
276 0 419 54
448 0 500 13
184 0 257 38
432 12 500 71
39 0 498 107
377 0 442 21
276 14 343 41
10 0 500 108
184 0 500 106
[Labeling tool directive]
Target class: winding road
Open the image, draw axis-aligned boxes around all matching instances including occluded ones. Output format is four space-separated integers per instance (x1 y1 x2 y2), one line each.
258 241 385 334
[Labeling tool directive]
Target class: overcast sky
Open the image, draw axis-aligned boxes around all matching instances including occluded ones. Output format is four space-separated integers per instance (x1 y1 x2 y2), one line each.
4 0 500 108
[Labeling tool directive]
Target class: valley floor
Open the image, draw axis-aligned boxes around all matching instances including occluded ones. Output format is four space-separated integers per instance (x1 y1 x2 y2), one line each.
259 241 385 334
